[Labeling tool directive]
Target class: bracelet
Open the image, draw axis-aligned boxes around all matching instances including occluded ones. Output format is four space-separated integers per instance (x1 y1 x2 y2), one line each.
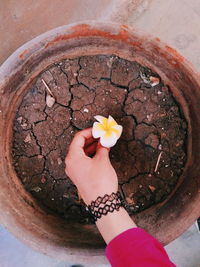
87 191 123 222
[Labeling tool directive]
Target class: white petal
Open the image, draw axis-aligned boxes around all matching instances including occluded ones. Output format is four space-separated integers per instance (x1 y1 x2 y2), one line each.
92 122 106 138
112 125 123 137
94 115 106 124
108 115 117 124
100 132 118 148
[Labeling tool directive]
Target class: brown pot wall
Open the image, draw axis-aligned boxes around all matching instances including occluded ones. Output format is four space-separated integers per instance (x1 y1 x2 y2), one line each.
0 21 200 264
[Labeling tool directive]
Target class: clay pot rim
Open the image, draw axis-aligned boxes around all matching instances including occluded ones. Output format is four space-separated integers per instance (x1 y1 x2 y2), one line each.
0 21 200 263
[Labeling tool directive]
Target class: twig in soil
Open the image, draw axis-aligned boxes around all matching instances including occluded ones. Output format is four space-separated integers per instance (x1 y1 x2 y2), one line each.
154 151 163 173
42 79 54 97
42 79 56 107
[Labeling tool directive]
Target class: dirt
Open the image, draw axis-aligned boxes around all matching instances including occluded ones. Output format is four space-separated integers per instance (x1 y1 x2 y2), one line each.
12 55 187 223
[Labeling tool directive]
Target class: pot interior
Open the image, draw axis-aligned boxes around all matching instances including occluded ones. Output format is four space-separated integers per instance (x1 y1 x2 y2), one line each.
0 23 200 260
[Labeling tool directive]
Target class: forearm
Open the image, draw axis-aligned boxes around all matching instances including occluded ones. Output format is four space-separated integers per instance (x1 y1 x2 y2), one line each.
95 207 137 244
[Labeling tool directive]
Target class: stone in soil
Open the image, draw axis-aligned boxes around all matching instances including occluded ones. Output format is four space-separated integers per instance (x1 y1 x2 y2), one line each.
12 55 187 224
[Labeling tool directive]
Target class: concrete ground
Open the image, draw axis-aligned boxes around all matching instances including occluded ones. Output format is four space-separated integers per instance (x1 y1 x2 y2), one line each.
1 0 200 72
1 223 200 267
166 225 200 267
0 0 200 266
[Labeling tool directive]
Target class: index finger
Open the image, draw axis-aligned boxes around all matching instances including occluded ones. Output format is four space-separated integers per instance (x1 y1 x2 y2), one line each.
68 127 93 157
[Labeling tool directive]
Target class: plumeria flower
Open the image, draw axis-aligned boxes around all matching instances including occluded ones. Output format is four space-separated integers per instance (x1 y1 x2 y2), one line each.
92 115 123 148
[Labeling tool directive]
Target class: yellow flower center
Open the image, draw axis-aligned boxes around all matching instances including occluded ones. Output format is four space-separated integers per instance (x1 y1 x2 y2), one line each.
97 117 120 138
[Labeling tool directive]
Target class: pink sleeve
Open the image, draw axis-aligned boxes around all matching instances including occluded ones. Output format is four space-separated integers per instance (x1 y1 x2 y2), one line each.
106 228 176 267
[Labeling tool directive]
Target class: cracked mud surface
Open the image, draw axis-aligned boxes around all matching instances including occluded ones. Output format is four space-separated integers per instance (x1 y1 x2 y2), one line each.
12 55 187 223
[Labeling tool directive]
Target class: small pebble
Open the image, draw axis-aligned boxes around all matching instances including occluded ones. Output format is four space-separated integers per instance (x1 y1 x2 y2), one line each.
46 95 55 108
83 108 89 113
31 186 42 193
150 76 160 87
41 177 46 183
57 157 62 165
126 197 135 205
24 133 31 143
147 114 153 121
17 117 23 123
149 185 156 192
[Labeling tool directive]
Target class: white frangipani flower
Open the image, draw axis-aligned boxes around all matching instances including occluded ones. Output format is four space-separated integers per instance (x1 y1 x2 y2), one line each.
92 115 123 148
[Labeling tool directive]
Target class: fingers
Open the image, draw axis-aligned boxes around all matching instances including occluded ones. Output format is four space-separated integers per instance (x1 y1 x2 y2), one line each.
84 140 98 157
67 127 110 161
84 136 97 147
68 127 93 157
94 140 110 159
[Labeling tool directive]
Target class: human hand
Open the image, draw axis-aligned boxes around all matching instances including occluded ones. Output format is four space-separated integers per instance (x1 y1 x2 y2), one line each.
65 127 118 205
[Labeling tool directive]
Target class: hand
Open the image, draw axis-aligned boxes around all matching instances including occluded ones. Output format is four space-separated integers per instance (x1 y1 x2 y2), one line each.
65 127 136 244
65 127 118 205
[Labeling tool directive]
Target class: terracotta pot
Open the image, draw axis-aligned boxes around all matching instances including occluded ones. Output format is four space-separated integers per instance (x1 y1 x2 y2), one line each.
0 21 200 264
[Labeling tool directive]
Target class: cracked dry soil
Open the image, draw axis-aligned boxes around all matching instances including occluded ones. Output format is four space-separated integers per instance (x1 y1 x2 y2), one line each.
12 55 187 224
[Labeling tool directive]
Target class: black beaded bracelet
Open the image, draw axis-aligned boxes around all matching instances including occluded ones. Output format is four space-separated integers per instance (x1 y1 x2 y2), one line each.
87 191 124 222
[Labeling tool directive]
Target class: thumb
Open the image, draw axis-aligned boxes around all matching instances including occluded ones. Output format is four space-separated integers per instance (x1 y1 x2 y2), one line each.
94 140 110 159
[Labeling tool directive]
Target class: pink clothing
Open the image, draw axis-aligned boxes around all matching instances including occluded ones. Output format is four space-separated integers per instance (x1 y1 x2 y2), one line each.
106 228 175 267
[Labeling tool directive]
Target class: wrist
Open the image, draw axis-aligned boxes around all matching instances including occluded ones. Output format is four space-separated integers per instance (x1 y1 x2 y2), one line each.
82 187 118 206
87 191 122 222
85 191 137 244
96 207 137 244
